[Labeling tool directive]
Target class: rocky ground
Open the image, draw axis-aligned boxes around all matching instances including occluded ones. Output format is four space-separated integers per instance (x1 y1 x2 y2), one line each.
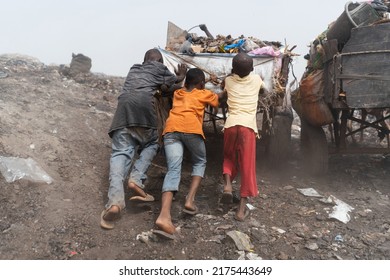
0 54 389 260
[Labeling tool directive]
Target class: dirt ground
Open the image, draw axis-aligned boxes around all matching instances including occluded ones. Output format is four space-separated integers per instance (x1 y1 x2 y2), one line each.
1 54 390 260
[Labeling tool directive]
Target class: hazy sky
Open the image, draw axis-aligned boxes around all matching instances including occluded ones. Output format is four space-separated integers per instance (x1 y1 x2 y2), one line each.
1 0 347 78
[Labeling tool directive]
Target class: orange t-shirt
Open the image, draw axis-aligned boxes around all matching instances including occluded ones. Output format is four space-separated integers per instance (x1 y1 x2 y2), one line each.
163 88 219 139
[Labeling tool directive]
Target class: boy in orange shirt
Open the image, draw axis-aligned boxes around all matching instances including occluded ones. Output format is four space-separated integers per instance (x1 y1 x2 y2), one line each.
154 68 223 238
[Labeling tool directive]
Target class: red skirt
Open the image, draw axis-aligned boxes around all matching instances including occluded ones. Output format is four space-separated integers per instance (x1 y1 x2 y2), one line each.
223 125 258 198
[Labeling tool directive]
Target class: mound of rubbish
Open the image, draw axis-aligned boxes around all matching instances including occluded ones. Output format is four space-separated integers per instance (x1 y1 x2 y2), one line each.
166 21 284 56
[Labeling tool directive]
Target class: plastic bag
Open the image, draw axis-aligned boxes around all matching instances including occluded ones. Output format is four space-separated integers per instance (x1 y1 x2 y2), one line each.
298 69 334 126
0 156 53 184
240 38 260 53
249 46 281 57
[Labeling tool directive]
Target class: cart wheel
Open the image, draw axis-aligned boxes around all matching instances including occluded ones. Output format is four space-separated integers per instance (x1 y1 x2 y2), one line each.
267 109 293 168
301 119 329 175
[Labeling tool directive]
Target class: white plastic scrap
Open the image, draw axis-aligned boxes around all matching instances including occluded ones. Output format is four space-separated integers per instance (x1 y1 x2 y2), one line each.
246 203 256 210
297 187 354 223
328 195 354 224
246 252 263 260
297 188 323 197
0 156 53 184
271 226 286 234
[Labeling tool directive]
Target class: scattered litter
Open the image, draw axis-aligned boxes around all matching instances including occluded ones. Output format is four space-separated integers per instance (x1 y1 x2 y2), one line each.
319 196 334 204
297 188 323 197
237 251 246 260
136 231 153 244
305 242 319 251
246 203 256 211
328 195 354 224
283 185 294 190
246 252 262 260
334 234 344 243
0 156 53 184
271 227 286 234
226 230 254 252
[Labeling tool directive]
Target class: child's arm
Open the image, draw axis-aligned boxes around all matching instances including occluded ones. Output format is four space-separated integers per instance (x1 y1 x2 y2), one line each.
160 64 187 96
217 90 227 102
175 64 187 83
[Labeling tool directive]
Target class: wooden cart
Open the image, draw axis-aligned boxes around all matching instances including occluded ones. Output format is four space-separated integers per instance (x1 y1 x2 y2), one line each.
159 22 295 166
296 21 390 174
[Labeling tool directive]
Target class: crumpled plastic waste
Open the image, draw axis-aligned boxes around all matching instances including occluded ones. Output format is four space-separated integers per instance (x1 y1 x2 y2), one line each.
0 156 53 184
297 187 323 197
297 188 354 223
224 39 245 51
329 195 354 224
249 46 281 57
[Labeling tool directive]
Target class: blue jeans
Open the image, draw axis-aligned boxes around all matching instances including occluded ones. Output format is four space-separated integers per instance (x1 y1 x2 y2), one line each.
162 132 206 193
106 127 159 210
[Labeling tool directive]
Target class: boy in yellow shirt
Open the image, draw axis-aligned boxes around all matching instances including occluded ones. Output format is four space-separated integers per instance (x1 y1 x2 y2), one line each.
221 52 264 221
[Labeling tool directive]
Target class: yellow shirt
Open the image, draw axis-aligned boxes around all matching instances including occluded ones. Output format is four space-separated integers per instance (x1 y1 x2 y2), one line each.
163 88 219 139
224 73 263 135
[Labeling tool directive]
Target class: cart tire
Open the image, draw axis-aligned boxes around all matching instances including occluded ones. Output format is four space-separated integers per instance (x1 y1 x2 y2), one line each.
267 112 293 168
301 119 329 175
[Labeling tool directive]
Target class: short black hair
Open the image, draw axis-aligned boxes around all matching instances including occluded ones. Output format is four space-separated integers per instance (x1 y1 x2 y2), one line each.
232 53 253 78
185 68 205 87
143 49 163 64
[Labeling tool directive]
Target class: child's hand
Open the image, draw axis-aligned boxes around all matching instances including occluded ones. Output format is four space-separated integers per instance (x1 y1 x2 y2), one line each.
220 78 226 90
175 64 187 82
160 84 169 92
206 74 219 85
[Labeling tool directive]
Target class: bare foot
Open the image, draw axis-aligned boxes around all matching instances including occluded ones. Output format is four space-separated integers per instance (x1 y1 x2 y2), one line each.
223 173 233 194
184 199 196 212
155 217 176 235
103 205 120 221
128 181 147 197
234 197 249 221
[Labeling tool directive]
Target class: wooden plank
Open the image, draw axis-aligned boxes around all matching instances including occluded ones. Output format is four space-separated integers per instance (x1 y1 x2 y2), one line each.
345 81 390 108
337 48 390 108
343 23 390 52
323 61 333 103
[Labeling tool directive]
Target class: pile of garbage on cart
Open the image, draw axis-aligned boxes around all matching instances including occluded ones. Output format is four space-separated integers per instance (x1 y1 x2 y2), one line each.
166 21 284 57
292 0 390 127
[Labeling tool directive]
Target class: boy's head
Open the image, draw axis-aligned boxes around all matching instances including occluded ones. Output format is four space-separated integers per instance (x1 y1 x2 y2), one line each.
185 68 205 89
232 53 253 78
143 49 163 64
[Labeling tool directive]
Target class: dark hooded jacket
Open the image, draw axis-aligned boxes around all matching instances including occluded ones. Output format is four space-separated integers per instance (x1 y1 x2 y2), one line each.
108 61 176 137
